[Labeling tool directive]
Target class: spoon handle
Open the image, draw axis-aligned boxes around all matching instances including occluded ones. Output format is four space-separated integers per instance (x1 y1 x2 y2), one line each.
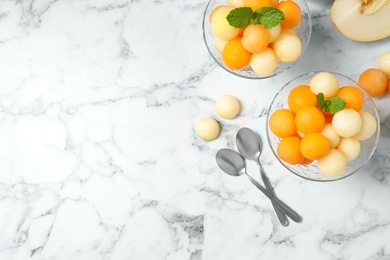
245 173 302 223
257 162 289 226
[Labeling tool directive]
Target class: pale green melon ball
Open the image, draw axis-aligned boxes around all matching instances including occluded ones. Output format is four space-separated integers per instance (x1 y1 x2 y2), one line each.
268 24 281 43
250 48 278 76
210 6 240 41
195 117 220 141
332 108 362 137
273 30 302 62
338 137 361 161
318 149 347 177
377 51 390 76
310 72 339 97
215 95 240 119
320 123 340 148
353 110 377 140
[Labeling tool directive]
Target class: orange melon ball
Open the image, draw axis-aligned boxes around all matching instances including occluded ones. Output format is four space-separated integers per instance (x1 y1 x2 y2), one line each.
336 86 364 111
276 0 302 29
300 133 330 160
269 109 296 138
295 106 325 134
288 85 317 114
222 37 252 70
277 136 304 164
243 0 273 11
358 68 387 97
241 24 270 53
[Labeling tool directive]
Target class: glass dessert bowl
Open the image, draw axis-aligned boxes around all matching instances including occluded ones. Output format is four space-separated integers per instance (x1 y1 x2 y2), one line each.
202 0 312 79
266 71 380 182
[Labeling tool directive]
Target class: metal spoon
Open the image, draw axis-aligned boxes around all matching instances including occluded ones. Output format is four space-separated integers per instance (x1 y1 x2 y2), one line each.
216 148 302 223
236 127 289 226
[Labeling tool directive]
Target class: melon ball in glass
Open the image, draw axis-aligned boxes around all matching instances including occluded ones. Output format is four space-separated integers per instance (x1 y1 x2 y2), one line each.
250 48 278 76
318 149 347 177
353 110 377 140
332 108 362 137
310 72 339 97
273 30 302 62
338 137 361 161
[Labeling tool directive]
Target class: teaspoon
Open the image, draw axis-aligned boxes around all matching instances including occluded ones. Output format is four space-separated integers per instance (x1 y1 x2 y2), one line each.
216 148 302 223
236 127 289 226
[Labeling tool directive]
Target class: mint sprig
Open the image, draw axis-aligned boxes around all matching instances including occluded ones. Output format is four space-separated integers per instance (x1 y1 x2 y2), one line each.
226 7 253 29
316 93 346 114
227 7 285 29
252 7 285 29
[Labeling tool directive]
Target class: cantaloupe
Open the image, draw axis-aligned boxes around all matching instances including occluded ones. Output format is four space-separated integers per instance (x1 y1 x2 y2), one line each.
331 0 390 42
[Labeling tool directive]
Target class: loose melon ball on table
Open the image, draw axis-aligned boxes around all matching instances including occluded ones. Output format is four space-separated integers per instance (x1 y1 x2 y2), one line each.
377 51 390 76
277 136 304 165
273 30 302 62
318 149 347 177
269 109 296 138
195 118 220 141
358 68 387 97
300 133 330 160
338 137 361 161
320 123 340 148
250 48 278 76
295 106 325 134
353 110 377 140
332 108 362 137
215 95 240 119
210 6 240 41
310 72 339 97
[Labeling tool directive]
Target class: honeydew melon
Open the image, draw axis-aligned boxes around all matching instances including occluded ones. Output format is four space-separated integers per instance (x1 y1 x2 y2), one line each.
331 0 390 42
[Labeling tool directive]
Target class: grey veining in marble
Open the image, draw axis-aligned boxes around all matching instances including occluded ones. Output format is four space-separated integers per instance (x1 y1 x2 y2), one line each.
1 0 390 259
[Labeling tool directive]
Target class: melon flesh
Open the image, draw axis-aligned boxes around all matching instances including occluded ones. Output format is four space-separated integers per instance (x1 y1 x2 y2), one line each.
331 0 390 42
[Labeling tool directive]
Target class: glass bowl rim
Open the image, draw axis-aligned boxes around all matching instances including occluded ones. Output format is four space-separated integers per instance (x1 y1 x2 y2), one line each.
265 70 381 182
201 0 313 80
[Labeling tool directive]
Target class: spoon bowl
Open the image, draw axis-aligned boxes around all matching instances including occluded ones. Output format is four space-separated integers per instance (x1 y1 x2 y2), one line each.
216 148 246 177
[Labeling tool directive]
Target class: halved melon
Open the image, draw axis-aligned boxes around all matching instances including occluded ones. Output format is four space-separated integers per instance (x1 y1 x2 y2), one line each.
331 0 390 42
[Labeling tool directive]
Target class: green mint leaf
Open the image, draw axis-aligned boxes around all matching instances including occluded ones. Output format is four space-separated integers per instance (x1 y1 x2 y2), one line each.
328 97 346 114
324 100 331 113
226 7 253 28
316 93 325 110
252 7 285 29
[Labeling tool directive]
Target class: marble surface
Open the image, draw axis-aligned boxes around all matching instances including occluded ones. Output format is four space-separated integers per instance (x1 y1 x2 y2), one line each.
0 0 390 259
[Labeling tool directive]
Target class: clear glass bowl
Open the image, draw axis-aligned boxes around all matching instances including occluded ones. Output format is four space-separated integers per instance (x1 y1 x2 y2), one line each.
202 0 312 79
266 71 380 182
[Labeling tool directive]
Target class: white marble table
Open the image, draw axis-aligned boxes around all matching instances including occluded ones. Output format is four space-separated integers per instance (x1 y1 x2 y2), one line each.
1 0 390 259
